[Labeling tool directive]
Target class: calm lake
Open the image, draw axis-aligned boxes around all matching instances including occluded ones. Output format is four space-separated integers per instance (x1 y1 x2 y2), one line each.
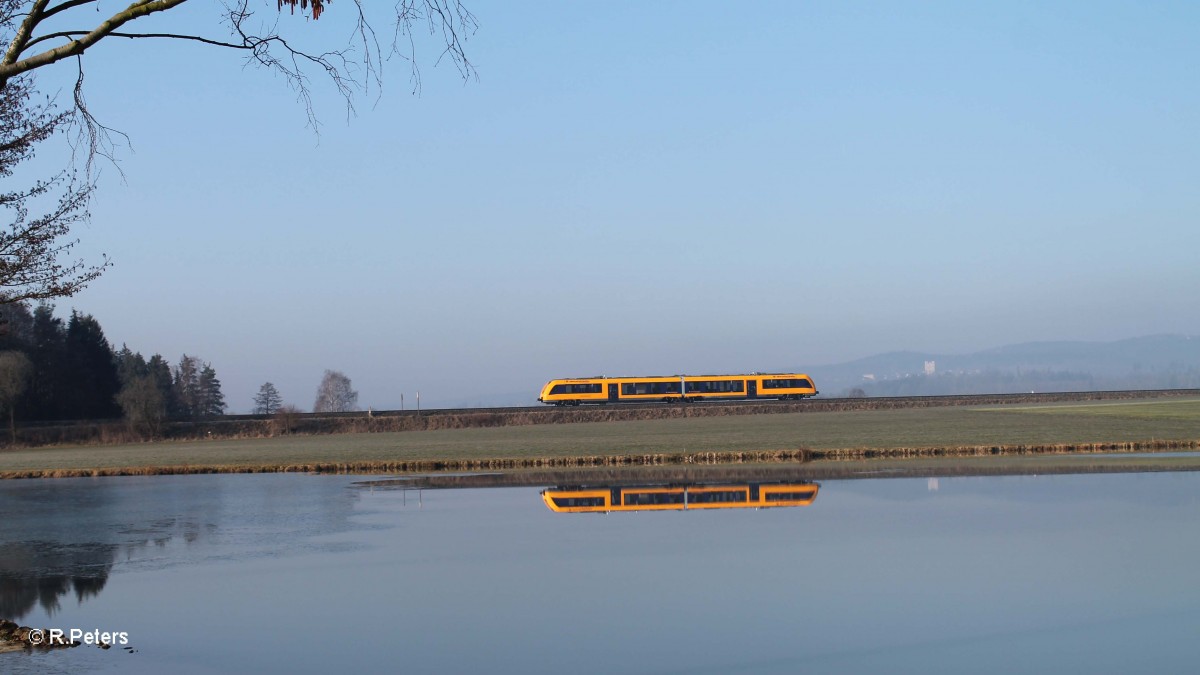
2 470 1199 674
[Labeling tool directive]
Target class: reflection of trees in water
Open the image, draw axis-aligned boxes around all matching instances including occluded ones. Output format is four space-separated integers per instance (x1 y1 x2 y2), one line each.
0 475 363 622
0 518 217 620
0 542 115 619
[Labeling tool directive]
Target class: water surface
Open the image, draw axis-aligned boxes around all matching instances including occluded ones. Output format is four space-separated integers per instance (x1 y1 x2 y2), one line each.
2 471 1199 674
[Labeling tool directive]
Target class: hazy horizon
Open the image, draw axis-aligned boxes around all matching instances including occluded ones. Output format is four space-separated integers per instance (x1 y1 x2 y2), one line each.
16 2 1199 412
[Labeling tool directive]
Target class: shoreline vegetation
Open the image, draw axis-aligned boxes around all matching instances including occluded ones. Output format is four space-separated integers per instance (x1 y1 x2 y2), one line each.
1 392 1198 480
1 439 1198 481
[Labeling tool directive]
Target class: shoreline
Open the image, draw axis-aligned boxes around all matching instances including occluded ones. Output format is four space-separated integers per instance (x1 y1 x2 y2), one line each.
3 438 1197 480
5 396 1197 480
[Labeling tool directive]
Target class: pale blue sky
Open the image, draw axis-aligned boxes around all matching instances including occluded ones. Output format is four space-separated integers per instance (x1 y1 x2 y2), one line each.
21 1 1200 410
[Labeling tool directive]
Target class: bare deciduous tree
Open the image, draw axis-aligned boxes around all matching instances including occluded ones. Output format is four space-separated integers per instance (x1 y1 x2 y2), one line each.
172 354 201 418
313 369 356 413
272 403 301 434
0 75 108 303
0 0 474 303
117 373 166 437
0 0 478 128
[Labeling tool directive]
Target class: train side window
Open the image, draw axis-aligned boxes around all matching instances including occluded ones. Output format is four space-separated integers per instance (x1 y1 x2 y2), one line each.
621 382 684 395
690 490 747 503
764 491 815 502
762 378 813 390
624 492 686 505
552 496 605 508
687 380 744 393
555 383 602 395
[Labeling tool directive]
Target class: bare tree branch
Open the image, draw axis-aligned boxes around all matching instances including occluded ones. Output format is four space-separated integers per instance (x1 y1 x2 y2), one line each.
0 0 476 303
2 0 51 69
0 74 110 303
24 30 252 52
70 57 129 179
0 0 190 87
392 0 477 94
224 1 357 130
3 0 478 118
39 0 100 23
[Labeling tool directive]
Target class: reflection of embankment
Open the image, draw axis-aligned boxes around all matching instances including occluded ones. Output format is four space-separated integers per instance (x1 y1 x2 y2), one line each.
362 465 828 490
7 439 1200 480
0 543 114 620
355 447 1200 491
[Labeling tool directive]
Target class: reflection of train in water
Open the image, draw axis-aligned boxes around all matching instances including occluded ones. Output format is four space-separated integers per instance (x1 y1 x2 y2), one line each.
537 373 818 406
541 483 820 513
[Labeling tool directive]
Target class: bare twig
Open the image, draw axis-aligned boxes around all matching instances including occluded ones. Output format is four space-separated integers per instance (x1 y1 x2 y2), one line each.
70 56 129 180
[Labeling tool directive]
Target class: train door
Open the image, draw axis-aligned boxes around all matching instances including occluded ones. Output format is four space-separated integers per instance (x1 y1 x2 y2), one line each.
747 380 757 399
608 383 619 402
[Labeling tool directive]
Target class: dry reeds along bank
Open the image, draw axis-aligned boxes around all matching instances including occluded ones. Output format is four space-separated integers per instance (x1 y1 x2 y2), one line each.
3 439 1199 481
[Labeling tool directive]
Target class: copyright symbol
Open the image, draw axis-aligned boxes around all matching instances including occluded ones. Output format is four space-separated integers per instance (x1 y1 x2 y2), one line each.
28 629 44 645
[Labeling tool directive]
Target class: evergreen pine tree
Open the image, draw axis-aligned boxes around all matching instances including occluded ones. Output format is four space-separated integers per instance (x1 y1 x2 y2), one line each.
28 304 66 420
198 363 225 418
115 344 148 385
64 311 120 419
0 302 34 349
147 354 178 417
253 382 283 415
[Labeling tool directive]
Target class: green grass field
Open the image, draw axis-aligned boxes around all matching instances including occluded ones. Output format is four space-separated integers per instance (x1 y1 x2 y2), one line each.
1 397 1198 476
980 398 1200 420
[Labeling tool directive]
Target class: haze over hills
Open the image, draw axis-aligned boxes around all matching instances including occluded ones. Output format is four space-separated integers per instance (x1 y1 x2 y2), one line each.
806 334 1200 397
445 335 1200 408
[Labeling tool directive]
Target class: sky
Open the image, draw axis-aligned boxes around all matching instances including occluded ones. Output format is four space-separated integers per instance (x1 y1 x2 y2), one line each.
14 1 1200 411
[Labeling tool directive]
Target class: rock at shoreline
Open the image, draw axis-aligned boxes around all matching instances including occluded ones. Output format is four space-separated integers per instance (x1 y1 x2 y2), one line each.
0 618 81 652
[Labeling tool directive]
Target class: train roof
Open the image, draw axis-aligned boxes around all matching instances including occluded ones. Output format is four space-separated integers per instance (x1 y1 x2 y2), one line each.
553 372 811 380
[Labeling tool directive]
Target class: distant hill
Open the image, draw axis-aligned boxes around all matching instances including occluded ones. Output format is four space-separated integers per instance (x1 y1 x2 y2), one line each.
805 335 1200 397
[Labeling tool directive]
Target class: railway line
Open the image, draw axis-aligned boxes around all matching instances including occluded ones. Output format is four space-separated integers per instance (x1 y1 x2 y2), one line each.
222 388 1200 423
8 387 1200 461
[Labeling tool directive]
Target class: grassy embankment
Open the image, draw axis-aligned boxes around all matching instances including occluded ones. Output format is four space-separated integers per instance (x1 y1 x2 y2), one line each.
13 390 1194 448
1 397 1198 478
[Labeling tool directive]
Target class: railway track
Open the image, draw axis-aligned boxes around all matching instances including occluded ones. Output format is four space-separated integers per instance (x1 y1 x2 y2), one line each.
13 388 1200 448
220 388 1200 422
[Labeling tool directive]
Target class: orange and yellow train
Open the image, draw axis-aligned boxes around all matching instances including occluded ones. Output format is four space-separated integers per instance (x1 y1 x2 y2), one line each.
537 373 817 406
542 483 820 513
